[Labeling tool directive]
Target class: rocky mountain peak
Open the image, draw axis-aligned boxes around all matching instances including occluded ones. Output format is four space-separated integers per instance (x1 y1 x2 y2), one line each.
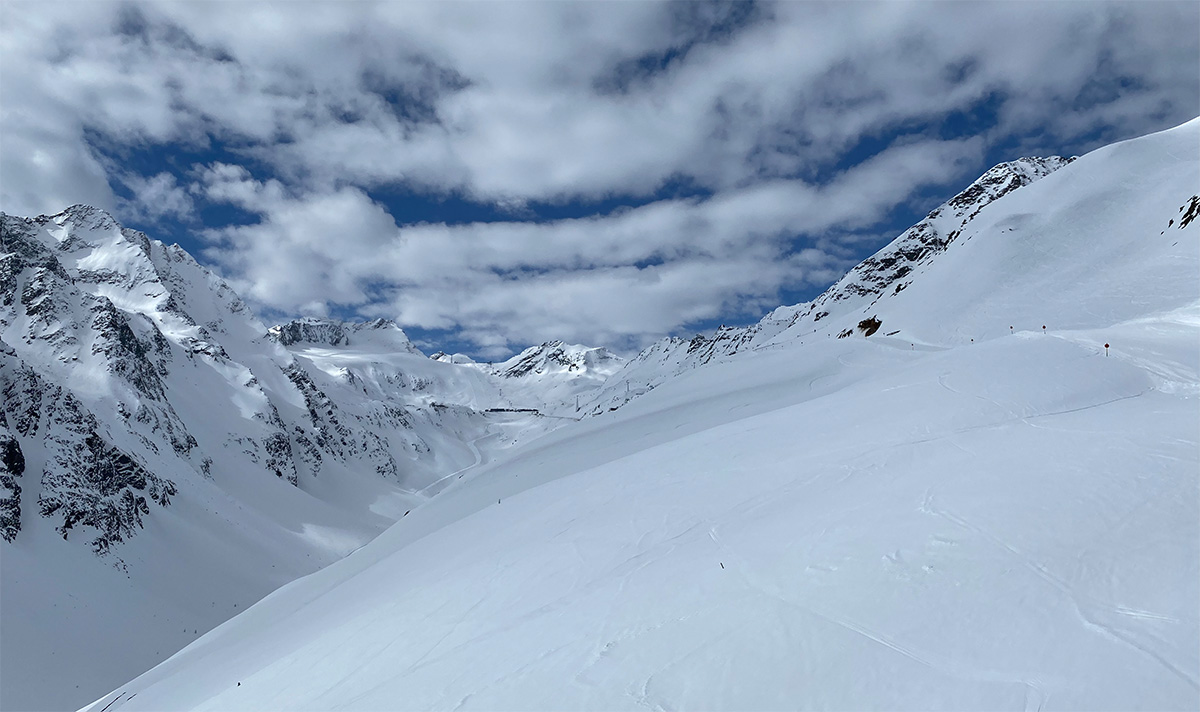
944 156 1075 219
787 153 1075 324
268 317 422 354
47 204 123 233
496 340 622 379
268 317 351 347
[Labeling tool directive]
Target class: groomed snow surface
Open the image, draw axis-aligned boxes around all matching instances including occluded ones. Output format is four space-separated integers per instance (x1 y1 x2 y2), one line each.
80 119 1199 710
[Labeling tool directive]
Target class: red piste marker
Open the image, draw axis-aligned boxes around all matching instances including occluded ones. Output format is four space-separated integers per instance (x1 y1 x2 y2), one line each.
1104 343 1110 356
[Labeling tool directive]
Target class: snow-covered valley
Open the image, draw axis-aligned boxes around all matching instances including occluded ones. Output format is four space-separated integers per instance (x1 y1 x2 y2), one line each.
0 207 620 710
2 116 1197 711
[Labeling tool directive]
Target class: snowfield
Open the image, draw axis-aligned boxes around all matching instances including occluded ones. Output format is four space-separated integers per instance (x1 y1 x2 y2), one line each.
79 119 1199 710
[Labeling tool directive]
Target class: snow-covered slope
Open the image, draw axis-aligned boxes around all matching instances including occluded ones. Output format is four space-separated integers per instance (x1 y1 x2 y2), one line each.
0 209 614 711
83 121 1199 710
428 341 625 416
489 341 625 416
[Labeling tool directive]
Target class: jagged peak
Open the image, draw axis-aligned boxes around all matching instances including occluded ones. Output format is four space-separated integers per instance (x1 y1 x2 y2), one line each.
797 152 1075 315
268 316 421 354
268 317 350 347
47 204 122 233
430 351 478 365
984 155 1074 177
516 340 619 362
357 317 401 332
21 205 156 261
496 340 622 379
943 155 1073 217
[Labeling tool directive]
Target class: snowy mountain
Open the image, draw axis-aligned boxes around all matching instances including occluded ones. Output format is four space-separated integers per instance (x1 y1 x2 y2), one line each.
494 341 622 380
429 341 625 416
0 209 617 711
582 154 1077 414
268 317 427 357
489 341 625 416
79 120 1199 710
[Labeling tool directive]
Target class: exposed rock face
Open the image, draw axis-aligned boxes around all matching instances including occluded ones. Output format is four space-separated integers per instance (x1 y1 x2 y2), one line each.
0 340 176 553
38 428 176 556
796 156 1075 314
269 317 422 354
1178 195 1199 229
269 318 352 347
0 410 24 543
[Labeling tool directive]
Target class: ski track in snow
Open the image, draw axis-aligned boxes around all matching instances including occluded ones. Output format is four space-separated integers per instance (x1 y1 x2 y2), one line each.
922 494 1200 693
414 427 491 499
706 522 1052 711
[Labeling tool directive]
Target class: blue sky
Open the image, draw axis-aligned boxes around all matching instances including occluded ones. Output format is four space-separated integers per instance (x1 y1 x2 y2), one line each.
2 1 1197 358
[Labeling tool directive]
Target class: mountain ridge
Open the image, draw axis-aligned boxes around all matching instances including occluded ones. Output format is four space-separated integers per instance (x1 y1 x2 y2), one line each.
4 118 1197 711
582 154 1077 414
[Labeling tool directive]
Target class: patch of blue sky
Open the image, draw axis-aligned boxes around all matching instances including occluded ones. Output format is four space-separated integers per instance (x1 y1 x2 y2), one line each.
85 43 1182 358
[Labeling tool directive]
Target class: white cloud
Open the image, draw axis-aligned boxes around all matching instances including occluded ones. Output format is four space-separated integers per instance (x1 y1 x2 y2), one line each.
197 165 400 310
115 171 194 225
0 110 116 217
8 2 1194 207
1 0 1196 352
193 136 980 350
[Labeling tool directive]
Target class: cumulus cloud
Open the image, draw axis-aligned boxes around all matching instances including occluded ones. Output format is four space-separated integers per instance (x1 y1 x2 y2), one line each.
0 110 116 217
115 171 195 225
1 0 1196 353
197 164 401 310
196 136 981 350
